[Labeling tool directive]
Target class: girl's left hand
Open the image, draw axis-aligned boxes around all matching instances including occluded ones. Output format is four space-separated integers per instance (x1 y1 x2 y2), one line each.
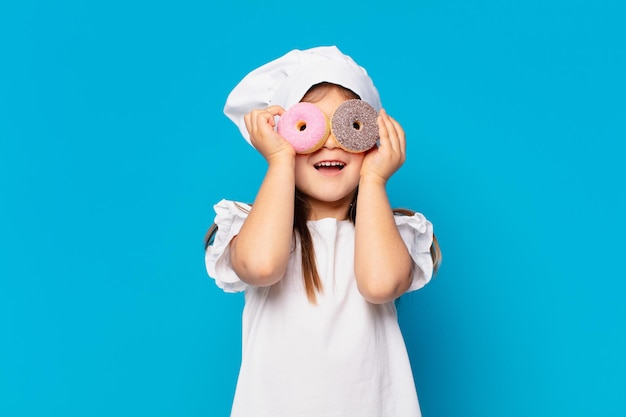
360 109 406 184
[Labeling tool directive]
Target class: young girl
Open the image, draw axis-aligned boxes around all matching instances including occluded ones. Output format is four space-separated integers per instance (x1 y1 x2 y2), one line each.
205 46 441 417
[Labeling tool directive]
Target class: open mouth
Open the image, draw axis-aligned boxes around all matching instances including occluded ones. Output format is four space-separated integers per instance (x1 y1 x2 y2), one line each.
314 161 345 171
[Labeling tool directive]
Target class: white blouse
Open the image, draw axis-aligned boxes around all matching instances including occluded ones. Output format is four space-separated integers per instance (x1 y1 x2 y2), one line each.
205 199 434 417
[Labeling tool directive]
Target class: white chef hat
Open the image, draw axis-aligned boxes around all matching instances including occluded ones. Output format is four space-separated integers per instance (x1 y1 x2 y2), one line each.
223 46 382 144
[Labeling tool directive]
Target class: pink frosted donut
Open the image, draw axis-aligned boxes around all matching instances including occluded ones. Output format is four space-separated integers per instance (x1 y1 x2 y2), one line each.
331 99 379 153
277 102 329 154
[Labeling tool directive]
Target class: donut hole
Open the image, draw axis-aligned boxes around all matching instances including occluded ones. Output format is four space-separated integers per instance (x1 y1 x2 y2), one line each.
352 120 363 131
296 121 307 131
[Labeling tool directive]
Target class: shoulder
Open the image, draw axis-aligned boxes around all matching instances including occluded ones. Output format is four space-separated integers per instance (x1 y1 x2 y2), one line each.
393 208 432 232
211 199 252 227
214 199 251 216
204 199 251 249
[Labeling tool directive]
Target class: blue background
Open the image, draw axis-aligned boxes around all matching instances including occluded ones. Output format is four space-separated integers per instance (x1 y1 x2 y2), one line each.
1 1 624 416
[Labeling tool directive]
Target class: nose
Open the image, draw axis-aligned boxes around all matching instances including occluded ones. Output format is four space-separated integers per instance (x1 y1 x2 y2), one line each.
321 130 340 149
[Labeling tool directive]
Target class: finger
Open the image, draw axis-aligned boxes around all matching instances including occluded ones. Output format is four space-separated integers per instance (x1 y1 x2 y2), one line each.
386 113 406 156
251 109 265 134
254 109 275 133
244 112 255 136
377 111 390 149
379 109 400 152
266 105 285 116
265 106 287 129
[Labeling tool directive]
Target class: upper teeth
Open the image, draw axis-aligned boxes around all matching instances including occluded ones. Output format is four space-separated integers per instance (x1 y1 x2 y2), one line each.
316 161 344 167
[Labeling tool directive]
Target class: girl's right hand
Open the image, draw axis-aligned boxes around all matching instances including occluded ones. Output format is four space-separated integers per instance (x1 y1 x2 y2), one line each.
244 106 295 162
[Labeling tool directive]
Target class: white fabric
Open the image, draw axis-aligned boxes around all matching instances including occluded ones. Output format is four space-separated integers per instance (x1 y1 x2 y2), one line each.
223 46 382 145
205 199 434 417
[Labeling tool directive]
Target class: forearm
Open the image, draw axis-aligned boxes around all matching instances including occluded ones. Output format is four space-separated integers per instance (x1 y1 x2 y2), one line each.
354 175 413 304
231 155 295 286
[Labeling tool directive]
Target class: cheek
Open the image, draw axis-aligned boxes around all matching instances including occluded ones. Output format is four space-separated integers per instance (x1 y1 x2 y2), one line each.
350 154 365 171
294 155 309 184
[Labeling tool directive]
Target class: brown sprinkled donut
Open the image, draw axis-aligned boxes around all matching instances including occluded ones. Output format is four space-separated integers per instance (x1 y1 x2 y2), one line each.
330 99 379 153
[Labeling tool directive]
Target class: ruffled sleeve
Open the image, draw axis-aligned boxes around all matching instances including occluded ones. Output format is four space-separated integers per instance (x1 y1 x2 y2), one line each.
395 212 435 292
204 199 251 292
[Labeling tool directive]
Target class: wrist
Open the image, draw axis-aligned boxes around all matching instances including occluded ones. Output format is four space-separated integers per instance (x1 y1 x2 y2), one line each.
266 152 296 172
265 148 296 166
359 171 388 188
